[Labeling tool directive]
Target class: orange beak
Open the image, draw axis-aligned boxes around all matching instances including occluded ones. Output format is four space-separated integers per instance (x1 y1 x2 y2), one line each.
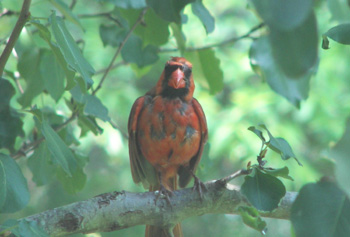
168 68 186 89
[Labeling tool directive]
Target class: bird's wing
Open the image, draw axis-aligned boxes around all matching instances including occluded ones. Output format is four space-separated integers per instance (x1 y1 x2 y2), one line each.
128 95 158 188
178 98 208 187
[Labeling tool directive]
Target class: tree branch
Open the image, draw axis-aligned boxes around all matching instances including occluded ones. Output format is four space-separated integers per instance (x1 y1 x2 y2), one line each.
159 23 265 53
92 8 148 96
21 180 296 236
0 0 32 76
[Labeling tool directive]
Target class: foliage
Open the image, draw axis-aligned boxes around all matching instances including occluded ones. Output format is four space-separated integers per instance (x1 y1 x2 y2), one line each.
0 0 350 236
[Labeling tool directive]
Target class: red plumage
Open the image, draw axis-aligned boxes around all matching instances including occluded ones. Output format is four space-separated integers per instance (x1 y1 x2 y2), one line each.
128 57 208 237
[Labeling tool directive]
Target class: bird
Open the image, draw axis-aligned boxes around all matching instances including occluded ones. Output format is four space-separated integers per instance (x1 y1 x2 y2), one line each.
128 57 208 237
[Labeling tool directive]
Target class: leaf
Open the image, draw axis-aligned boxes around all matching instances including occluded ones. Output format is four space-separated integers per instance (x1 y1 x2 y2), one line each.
17 49 45 107
291 180 350 237
170 23 186 54
241 168 286 211
261 166 294 181
259 124 302 166
330 117 350 197
41 120 77 176
248 126 266 142
78 115 103 137
0 79 24 152
84 95 111 122
146 0 195 23
237 206 267 234
268 12 318 78
249 36 314 108
120 8 170 46
250 0 313 31
1 219 48 237
99 24 128 47
40 49 65 101
185 49 224 94
0 153 30 213
31 21 76 87
27 142 56 186
49 0 82 28
56 166 87 194
70 85 111 122
50 12 95 89
327 0 350 22
324 23 350 45
191 0 215 34
121 34 159 67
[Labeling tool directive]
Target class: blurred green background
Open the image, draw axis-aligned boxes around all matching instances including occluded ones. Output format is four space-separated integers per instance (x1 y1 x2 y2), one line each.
1 0 350 236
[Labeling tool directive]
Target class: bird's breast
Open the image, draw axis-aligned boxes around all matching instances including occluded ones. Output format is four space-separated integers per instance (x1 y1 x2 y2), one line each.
137 96 201 168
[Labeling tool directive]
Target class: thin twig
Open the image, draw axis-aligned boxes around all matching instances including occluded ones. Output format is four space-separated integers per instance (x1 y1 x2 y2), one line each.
92 7 148 96
95 61 127 75
78 12 122 26
11 112 77 159
0 0 32 76
160 23 265 53
218 169 252 185
69 0 77 9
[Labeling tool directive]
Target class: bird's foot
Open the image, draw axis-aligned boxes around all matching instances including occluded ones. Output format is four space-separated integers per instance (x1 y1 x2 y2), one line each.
192 175 207 200
154 185 173 205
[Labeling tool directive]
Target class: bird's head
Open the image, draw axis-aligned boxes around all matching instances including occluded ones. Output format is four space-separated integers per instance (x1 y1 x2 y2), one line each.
156 57 194 101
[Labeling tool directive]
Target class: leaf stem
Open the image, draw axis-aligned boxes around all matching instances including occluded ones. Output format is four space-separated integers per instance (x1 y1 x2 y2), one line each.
0 0 32 76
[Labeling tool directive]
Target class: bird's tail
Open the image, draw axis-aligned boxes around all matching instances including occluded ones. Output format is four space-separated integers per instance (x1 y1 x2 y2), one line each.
145 177 183 237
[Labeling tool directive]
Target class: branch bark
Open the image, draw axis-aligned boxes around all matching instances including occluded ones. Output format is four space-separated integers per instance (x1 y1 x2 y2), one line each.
22 180 296 236
0 0 32 76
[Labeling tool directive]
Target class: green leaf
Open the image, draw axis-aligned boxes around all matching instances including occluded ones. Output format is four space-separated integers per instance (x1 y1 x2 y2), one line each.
327 0 350 22
0 79 24 152
56 166 86 194
120 8 170 46
40 50 65 101
237 206 267 234
259 124 302 166
70 86 111 121
248 126 266 142
84 95 111 122
78 115 103 137
49 0 82 28
17 49 45 107
330 117 350 197
41 121 77 176
191 0 215 34
27 142 56 186
250 0 313 31
249 36 314 108
170 23 186 54
99 24 128 47
185 49 224 94
261 166 294 181
31 22 76 87
291 180 350 237
121 34 159 67
1 219 48 237
241 168 286 211
50 12 95 89
146 0 195 23
325 23 350 45
268 13 318 78
0 153 30 213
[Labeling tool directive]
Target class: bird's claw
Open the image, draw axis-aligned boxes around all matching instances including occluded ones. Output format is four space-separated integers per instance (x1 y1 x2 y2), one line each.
154 185 173 205
192 175 207 200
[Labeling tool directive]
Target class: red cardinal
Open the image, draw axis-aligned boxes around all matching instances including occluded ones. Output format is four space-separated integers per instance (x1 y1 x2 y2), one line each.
128 57 208 237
